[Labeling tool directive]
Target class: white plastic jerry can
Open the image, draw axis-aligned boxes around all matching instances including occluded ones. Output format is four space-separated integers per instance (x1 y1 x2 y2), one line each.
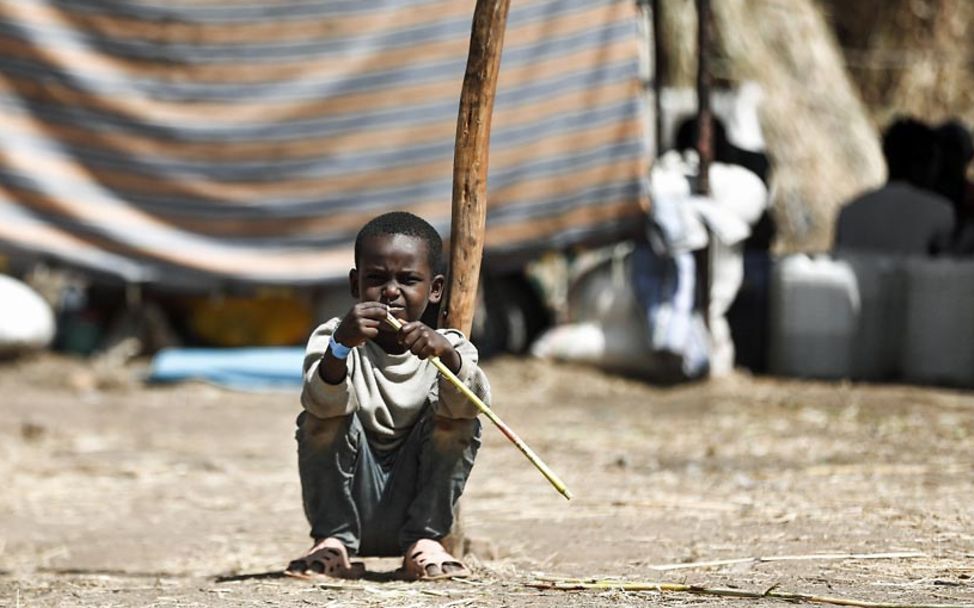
769 254 860 379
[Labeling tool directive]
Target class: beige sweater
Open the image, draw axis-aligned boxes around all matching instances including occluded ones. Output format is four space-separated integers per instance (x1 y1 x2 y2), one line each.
300 317 491 450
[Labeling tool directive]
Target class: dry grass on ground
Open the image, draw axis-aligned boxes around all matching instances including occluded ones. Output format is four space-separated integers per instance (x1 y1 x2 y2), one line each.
1 355 972 607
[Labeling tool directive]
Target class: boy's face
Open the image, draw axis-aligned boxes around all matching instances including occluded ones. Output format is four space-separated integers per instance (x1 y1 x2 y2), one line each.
350 233 443 328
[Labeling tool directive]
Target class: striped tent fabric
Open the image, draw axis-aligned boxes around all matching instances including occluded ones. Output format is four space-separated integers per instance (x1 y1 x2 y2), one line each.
0 0 650 288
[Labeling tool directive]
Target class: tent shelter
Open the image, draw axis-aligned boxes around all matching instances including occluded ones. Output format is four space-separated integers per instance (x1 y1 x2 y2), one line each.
0 0 650 289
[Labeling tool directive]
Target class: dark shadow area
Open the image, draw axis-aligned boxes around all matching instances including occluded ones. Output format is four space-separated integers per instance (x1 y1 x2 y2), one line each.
360 570 406 583
213 571 288 583
214 569 404 584
37 567 192 579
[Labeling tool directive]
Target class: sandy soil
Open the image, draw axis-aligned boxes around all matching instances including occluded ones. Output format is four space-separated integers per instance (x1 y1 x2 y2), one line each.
1 354 972 607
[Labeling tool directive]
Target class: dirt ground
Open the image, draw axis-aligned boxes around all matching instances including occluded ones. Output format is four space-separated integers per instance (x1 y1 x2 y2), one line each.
1 354 972 607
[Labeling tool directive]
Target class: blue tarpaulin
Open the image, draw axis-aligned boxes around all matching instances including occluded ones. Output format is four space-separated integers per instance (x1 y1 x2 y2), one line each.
149 347 304 391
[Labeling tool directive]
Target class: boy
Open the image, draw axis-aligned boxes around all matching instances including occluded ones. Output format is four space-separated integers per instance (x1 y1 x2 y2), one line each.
286 211 489 581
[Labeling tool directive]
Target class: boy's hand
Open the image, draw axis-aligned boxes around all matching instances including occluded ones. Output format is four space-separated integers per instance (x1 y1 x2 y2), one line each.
332 302 389 347
398 321 462 374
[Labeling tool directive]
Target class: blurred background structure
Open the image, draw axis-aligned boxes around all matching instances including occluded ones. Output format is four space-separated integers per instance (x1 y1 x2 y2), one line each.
1 0 972 389
655 0 973 253
0 0 648 359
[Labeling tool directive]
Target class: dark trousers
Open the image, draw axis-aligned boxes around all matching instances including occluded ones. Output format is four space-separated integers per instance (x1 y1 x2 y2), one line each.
296 408 481 556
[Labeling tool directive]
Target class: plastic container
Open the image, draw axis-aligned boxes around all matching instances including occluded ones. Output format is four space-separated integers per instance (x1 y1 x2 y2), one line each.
838 253 906 381
769 254 859 379
900 258 974 387
0 274 56 354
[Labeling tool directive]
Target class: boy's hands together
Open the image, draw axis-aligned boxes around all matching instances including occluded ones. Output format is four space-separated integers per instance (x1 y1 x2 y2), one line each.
333 302 388 347
331 303 462 375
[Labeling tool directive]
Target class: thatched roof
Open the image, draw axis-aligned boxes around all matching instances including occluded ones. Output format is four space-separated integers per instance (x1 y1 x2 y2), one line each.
657 0 887 253
822 0 974 128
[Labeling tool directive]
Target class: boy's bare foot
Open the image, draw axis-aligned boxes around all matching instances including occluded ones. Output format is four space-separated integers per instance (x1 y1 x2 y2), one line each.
399 538 471 580
284 537 365 580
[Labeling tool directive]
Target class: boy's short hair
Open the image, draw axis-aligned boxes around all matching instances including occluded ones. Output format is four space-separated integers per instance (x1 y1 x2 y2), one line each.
355 211 444 272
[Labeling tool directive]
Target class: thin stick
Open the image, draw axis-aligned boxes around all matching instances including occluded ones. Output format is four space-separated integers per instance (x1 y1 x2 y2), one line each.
385 312 572 500
527 579 968 608
647 551 927 572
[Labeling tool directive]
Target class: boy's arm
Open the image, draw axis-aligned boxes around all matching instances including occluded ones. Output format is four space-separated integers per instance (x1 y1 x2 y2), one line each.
433 329 491 419
317 341 352 385
302 303 388 416
300 319 357 419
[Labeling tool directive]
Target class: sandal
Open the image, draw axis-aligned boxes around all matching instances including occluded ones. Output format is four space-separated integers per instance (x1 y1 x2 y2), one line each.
284 538 365 580
398 539 471 581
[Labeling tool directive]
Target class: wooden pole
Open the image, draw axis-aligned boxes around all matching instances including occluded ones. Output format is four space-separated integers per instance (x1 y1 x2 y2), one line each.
439 0 512 556
694 0 712 196
692 0 714 333
441 0 512 336
651 0 664 155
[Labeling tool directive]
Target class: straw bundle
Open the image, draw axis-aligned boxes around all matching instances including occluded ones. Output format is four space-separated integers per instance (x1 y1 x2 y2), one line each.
822 0 974 128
